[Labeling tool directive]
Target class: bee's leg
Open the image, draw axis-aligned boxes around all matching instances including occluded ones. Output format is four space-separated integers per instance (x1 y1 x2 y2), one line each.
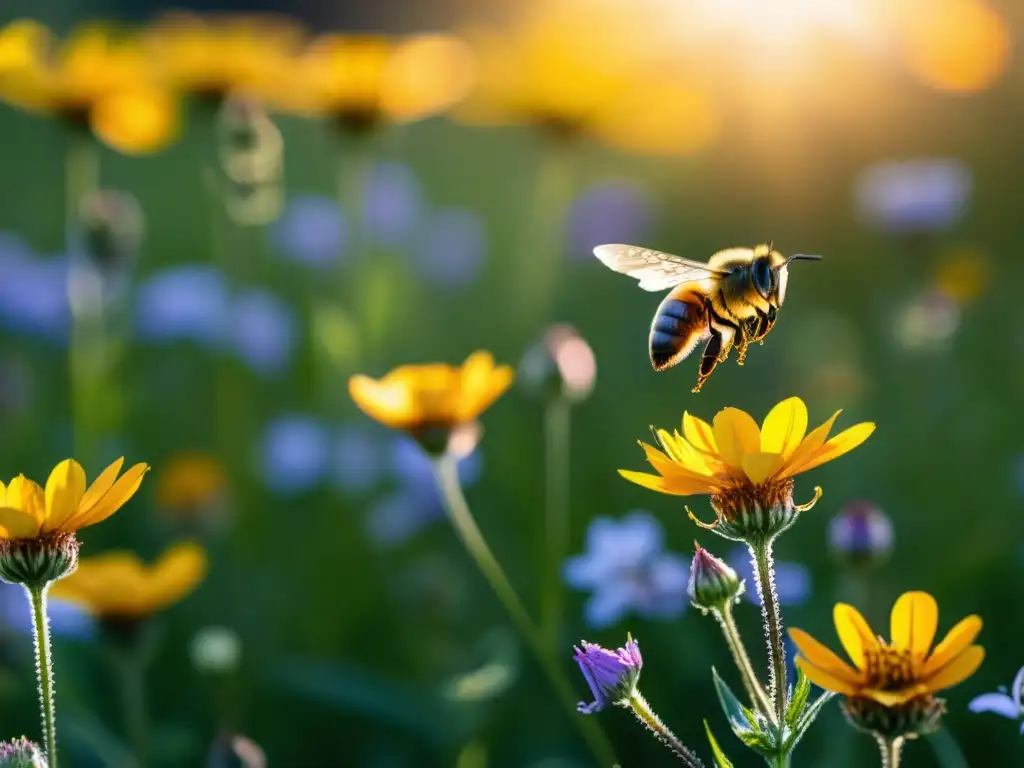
751 307 777 345
692 328 725 393
734 321 752 366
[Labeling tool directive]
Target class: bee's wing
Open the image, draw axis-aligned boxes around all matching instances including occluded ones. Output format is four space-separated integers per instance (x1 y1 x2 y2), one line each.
593 244 730 292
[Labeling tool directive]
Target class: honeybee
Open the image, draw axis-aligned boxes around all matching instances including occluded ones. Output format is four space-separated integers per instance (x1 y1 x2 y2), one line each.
594 242 821 392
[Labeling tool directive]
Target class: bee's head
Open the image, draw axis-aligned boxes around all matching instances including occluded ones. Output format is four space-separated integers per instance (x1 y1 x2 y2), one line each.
757 246 821 306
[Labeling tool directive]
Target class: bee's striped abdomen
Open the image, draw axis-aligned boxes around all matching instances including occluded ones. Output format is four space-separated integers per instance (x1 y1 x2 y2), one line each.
649 286 710 372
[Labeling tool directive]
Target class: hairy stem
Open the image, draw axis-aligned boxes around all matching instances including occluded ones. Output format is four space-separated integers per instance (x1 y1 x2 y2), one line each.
750 539 787 724
28 585 57 767
541 397 572 653
432 456 617 766
714 601 774 720
628 693 705 767
877 736 904 768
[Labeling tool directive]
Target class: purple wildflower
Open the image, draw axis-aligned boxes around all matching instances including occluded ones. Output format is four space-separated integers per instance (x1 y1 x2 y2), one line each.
969 665 1024 733
270 194 347 267
566 181 655 262
828 499 894 564
854 158 971 233
574 636 642 714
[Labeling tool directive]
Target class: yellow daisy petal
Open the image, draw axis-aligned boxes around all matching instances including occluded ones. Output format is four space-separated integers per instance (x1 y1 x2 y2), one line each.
460 362 513 422
789 422 875 475
66 463 149 531
618 469 707 496
349 374 418 429
712 407 760 468
42 459 87 533
682 412 718 454
833 603 880 669
640 442 713 484
864 686 931 707
77 457 124 518
740 451 785 485
781 410 841 474
789 628 862 683
760 397 808 458
0 506 42 539
148 542 208 612
6 475 45 524
659 430 713 475
795 656 858 695
924 646 985 692
923 616 983 676
891 591 939 658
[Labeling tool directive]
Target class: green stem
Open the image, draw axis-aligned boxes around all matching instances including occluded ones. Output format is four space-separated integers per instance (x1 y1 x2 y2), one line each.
515 140 577 332
713 601 774 720
115 653 149 767
28 585 57 767
432 455 617 767
66 135 100 468
541 397 572 653
926 727 969 768
750 539 787 725
628 693 705 767
877 736 904 768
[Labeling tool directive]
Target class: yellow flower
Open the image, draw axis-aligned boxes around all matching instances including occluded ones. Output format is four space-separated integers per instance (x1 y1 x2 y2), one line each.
0 458 148 540
267 33 474 132
50 542 207 618
349 351 512 453
620 397 874 538
0 22 179 154
790 591 983 738
155 453 227 514
144 12 305 104
458 0 718 156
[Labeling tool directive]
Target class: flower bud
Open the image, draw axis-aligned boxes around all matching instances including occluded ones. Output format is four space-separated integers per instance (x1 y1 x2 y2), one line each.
0 737 46 768
573 635 642 714
190 625 242 675
687 543 742 611
829 500 893 566
78 189 144 277
518 324 596 404
0 534 79 589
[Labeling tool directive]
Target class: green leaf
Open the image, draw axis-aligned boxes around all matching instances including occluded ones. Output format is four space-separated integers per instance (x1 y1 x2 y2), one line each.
785 668 811 728
704 720 736 768
784 689 837 750
711 666 755 738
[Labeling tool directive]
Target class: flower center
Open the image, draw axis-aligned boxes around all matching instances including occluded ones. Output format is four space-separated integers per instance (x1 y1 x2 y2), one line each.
864 645 917 691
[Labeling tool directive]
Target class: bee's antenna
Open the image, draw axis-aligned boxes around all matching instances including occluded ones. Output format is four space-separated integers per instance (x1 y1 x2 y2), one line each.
785 253 822 264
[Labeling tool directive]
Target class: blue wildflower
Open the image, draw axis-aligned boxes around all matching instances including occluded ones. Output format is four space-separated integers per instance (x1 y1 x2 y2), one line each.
0 583 94 640
563 512 689 629
574 636 642 713
969 665 1024 733
134 264 227 347
567 181 654 261
257 414 332 495
227 288 296 377
332 423 387 495
270 194 347 267
363 162 423 247
854 158 971 233
409 208 486 289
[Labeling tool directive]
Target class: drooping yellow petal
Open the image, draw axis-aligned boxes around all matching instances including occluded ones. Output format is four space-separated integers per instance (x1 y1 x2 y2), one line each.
794 656 858 695
780 410 841 474
349 374 418 429
618 469 709 496
760 397 808 458
890 591 939 657
922 615 983 676
42 459 87 533
788 628 862 683
864 686 931 707
659 430 713 475
741 451 786 485
682 412 718 455
833 603 880 669
459 362 513 422
923 646 985 692
65 463 148 530
712 408 760 468
789 422 875 475
147 542 208 612
0 506 42 539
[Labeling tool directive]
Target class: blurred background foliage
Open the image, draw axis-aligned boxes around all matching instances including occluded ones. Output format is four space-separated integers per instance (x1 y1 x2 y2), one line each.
0 0 1021 765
